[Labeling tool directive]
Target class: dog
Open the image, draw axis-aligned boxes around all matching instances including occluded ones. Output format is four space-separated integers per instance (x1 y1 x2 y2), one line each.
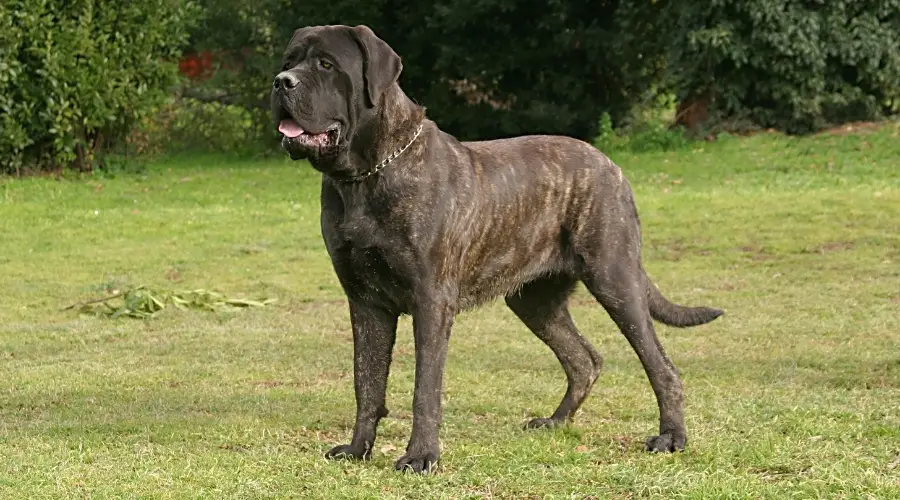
271 24 723 473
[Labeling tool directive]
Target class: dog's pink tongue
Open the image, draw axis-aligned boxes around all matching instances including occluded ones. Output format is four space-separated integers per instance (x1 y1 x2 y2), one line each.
278 120 304 138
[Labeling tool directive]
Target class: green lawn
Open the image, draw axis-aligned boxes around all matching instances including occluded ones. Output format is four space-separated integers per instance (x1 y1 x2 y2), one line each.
1 124 899 499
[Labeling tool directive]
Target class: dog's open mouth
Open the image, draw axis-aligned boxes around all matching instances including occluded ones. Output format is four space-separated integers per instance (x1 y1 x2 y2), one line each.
278 119 340 149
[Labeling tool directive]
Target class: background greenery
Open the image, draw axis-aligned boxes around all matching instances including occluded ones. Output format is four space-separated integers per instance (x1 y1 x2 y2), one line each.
3 0 900 172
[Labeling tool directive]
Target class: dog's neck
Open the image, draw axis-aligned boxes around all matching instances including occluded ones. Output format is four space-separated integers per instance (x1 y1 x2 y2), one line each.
332 85 425 182
370 85 425 162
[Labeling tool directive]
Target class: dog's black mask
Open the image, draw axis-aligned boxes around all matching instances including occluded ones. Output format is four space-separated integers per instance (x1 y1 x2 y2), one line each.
270 25 402 171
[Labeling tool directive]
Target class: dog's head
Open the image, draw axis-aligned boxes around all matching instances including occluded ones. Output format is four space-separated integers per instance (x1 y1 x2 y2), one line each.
271 25 402 165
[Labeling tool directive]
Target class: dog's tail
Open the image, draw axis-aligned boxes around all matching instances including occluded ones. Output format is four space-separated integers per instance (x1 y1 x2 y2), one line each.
644 271 724 328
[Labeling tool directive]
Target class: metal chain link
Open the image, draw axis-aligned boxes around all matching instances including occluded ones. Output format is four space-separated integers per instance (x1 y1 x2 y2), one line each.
340 122 424 183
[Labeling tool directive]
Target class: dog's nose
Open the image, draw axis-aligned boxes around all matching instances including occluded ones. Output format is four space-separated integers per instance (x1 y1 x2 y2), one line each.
273 71 299 91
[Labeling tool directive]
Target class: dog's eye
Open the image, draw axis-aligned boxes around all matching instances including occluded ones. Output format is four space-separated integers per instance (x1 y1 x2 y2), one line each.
319 59 333 70
281 62 291 71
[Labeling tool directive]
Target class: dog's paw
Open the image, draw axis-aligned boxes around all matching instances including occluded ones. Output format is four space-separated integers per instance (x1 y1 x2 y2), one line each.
644 432 686 453
394 449 439 474
325 443 371 461
523 417 559 430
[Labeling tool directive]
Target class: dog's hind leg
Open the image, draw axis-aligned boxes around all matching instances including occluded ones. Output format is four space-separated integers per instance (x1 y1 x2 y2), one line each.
505 274 604 429
564 172 692 452
583 250 687 452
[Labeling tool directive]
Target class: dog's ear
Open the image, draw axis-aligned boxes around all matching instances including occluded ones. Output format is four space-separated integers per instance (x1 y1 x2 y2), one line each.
350 25 402 107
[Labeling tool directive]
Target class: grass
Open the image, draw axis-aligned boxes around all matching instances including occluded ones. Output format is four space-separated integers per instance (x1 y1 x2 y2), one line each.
1 122 899 499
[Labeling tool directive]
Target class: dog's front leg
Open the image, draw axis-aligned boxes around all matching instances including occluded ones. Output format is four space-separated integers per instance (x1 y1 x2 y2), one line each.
394 292 456 473
325 300 398 461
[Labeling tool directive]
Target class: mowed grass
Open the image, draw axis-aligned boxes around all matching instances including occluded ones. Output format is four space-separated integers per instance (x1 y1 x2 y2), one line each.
1 124 899 499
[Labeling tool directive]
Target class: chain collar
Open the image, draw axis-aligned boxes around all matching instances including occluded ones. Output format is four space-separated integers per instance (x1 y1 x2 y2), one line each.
338 122 424 183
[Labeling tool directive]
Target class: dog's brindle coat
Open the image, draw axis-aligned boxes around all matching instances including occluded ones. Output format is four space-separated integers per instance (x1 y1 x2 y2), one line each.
271 24 723 473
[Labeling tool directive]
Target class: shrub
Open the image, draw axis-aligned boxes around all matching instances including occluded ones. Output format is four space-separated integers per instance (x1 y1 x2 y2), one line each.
666 0 900 134
0 0 198 174
126 97 266 158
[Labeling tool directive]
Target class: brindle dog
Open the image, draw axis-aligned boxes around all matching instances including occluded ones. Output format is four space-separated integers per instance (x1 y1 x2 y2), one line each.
271 24 724 473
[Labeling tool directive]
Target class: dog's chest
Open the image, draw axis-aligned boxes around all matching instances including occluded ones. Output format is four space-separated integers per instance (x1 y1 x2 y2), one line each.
344 245 415 312
339 212 389 249
337 213 417 309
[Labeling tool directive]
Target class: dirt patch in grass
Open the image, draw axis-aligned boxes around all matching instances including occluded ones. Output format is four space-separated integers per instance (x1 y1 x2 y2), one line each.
801 241 856 254
819 121 886 136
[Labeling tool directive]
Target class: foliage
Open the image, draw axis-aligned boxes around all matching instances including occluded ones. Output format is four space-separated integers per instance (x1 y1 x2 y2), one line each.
594 93 693 154
180 0 282 137
67 285 277 319
665 0 900 134
386 0 669 141
595 114 692 155
125 97 268 158
0 0 198 174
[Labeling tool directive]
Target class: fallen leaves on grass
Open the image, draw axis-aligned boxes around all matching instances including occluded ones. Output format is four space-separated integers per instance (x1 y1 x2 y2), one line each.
64 285 277 319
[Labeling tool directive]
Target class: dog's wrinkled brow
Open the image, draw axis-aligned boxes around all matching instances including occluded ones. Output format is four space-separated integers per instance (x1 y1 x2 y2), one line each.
283 41 308 61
